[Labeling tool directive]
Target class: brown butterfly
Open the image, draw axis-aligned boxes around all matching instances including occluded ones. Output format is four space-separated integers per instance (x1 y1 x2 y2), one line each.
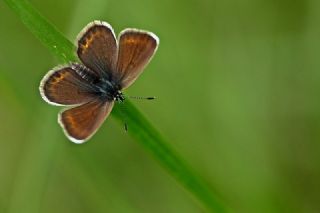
39 21 159 143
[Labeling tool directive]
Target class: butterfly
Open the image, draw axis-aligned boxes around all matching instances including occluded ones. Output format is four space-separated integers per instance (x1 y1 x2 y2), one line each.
39 21 159 143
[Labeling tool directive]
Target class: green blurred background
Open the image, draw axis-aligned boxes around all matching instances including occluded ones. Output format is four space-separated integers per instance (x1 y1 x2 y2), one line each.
1 0 320 212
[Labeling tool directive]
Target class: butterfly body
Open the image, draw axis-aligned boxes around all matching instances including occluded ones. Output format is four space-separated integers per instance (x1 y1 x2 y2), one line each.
39 21 159 143
95 78 123 102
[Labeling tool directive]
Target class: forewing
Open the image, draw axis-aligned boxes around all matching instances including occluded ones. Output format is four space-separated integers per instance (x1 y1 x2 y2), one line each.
77 21 118 79
59 100 114 143
40 65 97 106
116 29 159 89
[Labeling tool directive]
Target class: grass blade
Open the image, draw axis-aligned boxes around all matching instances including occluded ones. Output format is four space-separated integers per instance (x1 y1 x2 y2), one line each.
3 0 228 211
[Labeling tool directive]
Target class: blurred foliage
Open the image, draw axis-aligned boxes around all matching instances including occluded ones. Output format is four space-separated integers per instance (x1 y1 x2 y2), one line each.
1 0 320 212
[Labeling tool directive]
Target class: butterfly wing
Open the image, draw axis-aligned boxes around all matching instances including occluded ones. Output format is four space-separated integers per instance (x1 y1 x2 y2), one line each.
59 100 114 143
40 64 98 106
116 29 159 89
77 21 118 79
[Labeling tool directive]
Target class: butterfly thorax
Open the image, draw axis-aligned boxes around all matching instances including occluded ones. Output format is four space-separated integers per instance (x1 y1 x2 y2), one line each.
94 78 124 102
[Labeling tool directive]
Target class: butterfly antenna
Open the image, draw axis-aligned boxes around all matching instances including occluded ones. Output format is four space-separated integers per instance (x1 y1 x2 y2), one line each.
119 95 156 131
127 96 156 100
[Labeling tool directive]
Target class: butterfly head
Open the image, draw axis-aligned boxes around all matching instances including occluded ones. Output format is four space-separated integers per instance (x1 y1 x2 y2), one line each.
114 90 125 102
